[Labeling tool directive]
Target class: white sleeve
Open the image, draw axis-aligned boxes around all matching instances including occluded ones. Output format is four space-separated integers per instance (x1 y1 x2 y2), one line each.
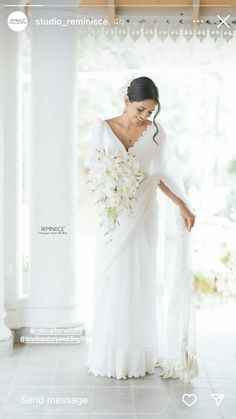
84 119 103 169
153 123 193 210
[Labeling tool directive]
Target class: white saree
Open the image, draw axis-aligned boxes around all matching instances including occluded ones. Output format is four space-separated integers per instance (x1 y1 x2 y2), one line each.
84 117 199 382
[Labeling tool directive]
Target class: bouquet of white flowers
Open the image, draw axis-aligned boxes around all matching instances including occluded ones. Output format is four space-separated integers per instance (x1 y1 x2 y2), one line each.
87 148 144 243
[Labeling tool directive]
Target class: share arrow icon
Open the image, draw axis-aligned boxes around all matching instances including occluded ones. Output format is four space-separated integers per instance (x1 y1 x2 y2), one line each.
211 394 225 407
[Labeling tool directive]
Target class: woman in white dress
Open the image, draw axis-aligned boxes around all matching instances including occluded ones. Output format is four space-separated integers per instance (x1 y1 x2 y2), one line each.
84 76 198 381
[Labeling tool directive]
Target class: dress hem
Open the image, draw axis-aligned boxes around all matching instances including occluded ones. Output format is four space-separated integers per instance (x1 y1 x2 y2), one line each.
87 350 199 382
88 367 157 380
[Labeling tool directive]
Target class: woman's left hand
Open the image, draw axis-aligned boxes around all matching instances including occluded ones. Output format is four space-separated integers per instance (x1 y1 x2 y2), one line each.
179 203 196 232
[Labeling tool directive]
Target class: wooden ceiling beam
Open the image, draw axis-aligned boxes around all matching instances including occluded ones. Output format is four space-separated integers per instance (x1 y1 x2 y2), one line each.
108 0 116 23
117 0 234 5
192 0 200 23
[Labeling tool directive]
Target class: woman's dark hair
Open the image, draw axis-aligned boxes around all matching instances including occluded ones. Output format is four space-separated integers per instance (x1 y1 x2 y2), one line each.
126 76 161 145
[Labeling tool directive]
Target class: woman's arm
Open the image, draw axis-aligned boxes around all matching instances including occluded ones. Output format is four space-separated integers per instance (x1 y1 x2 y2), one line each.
158 180 196 232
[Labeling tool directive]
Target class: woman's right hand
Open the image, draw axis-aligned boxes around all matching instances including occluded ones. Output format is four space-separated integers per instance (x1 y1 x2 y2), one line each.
179 203 196 232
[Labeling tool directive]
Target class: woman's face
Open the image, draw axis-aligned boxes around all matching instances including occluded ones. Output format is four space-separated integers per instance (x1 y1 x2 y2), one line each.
124 96 157 126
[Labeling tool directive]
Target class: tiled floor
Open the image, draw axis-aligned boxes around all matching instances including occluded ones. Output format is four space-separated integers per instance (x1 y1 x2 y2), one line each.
0 304 236 419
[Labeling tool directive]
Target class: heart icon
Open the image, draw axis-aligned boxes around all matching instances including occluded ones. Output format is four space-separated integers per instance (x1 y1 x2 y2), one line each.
182 393 198 407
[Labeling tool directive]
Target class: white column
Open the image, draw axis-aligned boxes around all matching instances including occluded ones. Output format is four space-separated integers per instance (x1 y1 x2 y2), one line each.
22 0 82 327
0 2 13 354
2 2 22 314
